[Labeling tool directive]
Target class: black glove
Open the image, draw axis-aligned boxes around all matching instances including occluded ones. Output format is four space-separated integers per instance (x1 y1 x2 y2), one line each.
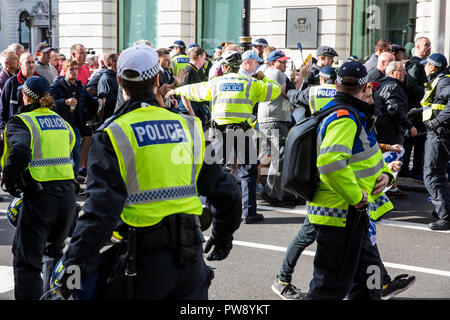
407 108 422 119
204 235 233 261
1 179 21 198
425 119 440 132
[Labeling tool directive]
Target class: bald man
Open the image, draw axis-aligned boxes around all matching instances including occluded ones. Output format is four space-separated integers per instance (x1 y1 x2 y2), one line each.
368 52 395 82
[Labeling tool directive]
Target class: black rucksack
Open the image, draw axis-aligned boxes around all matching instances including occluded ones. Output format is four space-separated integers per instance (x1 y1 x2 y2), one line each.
281 104 362 201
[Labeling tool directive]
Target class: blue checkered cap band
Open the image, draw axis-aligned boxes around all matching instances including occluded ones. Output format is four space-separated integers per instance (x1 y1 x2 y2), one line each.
30 157 72 167
336 75 368 86
22 83 41 100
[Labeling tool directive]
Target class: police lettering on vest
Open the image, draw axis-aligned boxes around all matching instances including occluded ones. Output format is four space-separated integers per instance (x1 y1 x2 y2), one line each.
176 57 190 64
220 83 244 92
131 120 188 147
36 115 67 130
316 89 336 99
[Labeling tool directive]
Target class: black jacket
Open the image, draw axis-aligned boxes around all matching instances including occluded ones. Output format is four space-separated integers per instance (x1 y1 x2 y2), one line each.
373 76 412 145
62 94 242 268
428 71 450 130
97 69 118 122
405 56 428 131
50 76 98 129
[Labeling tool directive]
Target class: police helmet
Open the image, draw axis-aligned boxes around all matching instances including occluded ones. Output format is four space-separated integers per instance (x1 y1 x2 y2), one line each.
220 51 242 68
7 196 23 228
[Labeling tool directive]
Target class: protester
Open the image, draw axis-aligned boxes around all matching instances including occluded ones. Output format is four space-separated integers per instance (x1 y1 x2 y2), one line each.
0 50 19 94
364 39 392 73
97 53 119 123
34 42 58 85
368 52 395 82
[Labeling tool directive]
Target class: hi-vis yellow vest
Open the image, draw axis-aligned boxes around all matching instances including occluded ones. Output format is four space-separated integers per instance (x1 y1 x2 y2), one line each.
173 72 281 125
308 84 336 114
307 104 393 227
104 103 205 227
1 108 75 182
170 54 189 77
421 74 450 121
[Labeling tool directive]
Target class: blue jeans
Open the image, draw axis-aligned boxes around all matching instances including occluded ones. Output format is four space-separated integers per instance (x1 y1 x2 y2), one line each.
278 216 316 283
71 127 81 175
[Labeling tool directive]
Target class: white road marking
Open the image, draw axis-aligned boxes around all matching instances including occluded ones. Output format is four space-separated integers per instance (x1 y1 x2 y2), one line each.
258 204 450 233
205 236 450 278
0 266 14 294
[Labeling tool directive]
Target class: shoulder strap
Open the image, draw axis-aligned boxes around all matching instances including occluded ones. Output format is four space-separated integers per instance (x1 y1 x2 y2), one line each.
316 104 363 143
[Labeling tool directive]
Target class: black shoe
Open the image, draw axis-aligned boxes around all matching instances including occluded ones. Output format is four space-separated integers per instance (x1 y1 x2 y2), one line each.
242 213 264 224
382 274 416 300
432 210 439 220
429 219 450 231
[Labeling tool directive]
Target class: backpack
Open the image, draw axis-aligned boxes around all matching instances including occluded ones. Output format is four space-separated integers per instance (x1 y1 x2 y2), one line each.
281 104 363 201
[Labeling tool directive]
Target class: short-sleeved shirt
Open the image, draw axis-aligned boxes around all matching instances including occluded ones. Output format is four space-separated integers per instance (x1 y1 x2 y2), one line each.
258 68 291 123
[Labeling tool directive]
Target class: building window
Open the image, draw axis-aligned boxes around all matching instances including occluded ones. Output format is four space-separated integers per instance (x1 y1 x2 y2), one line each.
197 0 241 55
19 11 32 51
118 0 158 50
352 0 416 61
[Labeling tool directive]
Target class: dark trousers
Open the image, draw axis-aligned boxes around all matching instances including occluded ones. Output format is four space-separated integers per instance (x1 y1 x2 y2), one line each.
280 216 390 287
306 208 383 300
401 134 426 177
215 124 258 218
423 131 450 221
12 181 76 300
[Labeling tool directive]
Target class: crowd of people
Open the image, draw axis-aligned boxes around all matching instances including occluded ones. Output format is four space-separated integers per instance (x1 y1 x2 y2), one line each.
0 34 448 301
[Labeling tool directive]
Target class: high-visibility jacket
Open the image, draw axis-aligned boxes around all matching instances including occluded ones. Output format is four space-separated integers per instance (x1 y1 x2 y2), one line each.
170 54 190 77
308 84 336 114
421 74 450 121
173 72 281 125
104 103 205 227
1 107 75 182
307 102 394 227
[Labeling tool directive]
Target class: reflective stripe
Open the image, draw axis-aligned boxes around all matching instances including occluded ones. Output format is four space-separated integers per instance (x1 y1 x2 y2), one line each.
319 144 352 156
431 103 446 111
30 157 72 167
19 114 43 159
353 158 385 179
309 87 316 113
307 205 348 219
212 112 254 119
348 144 379 164
265 82 273 101
170 60 177 75
108 122 140 194
214 98 253 105
126 185 197 205
318 158 347 175
109 116 199 204
179 114 200 185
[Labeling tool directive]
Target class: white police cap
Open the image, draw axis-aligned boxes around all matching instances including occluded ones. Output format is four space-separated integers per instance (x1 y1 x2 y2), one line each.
117 44 160 82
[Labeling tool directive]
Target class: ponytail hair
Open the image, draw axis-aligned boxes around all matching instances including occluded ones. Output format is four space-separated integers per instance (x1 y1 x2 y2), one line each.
38 93 55 109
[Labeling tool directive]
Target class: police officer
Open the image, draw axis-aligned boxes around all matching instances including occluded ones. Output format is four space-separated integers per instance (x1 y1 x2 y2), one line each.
287 66 337 116
421 53 450 230
170 40 190 77
306 61 395 299
166 51 281 224
0 76 76 300
306 46 338 86
52 44 242 299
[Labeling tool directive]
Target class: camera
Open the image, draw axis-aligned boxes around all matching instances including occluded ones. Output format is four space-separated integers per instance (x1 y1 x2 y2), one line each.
87 48 96 55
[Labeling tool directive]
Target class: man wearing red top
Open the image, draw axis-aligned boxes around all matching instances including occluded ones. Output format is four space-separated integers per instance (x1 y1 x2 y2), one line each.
70 44 90 86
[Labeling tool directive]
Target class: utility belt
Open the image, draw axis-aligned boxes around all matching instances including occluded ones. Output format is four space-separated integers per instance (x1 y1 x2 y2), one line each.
102 213 204 300
212 120 251 133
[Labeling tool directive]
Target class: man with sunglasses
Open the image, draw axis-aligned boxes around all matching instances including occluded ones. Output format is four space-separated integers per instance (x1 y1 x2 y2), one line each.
252 38 269 62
